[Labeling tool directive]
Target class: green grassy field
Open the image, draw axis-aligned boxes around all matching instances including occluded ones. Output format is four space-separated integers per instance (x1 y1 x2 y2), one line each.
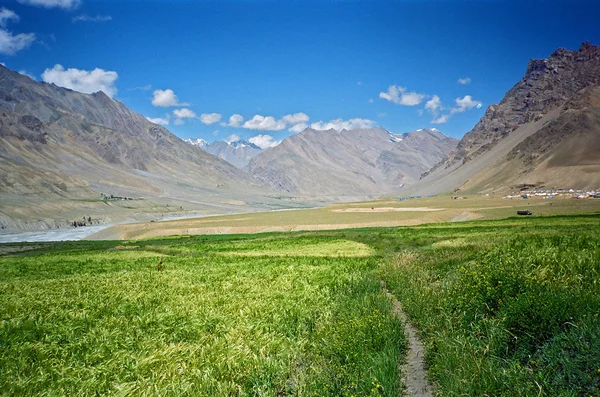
1 211 600 396
0 236 404 396
377 214 600 396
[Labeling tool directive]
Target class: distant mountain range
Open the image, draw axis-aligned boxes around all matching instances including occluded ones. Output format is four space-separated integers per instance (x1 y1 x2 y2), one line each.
408 42 600 195
184 138 263 168
245 127 457 197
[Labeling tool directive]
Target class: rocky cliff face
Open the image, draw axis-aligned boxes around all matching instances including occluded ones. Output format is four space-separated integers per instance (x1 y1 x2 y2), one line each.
406 42 600 195
444 42 600 167
246 127 457 197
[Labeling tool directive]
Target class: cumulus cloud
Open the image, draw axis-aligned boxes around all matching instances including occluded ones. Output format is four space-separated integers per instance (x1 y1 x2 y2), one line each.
428 95 482 124
431 114 449 124
0 8 35 55
0 8 19 27
242 115 286 131
249 134 281 149
42 64 118 97
172 108 196 125
311 118 375 131
288 123 308 133
425 95 441 113
454 95 481 112
146 116 169 126
222 113 243 127
226 134 240 143
151 89 188 107
0 30 35 55
379 85 425 106
200 113 222 125
457 77 471 85
222 112 309 131
173 108 196 119
17 0 80 9
282 112 309 125
72 14 112 23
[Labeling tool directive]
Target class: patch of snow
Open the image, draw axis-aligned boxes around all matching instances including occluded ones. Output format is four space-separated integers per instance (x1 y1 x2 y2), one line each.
183 138 207 148
388 132 404 142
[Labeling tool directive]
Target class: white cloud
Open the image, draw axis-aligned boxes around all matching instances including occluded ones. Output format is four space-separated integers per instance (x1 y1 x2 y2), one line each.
41 64 118 97
0 8 35 55
311 118 375 131
173 108 196 119
249 134 281 149
146 116 169 126
224 112 308 131
151 89 188 107
0 30 35 55
242 115 286 131
453 95 481 112
226 134 240 143
457 77 471 85
200 113 222 125
72 14 112 23
281 112 309 125
288 123 308 133
428 95 482 124
17 0 80 9
368 98 374 104
0 8 19 27
18 69 35 79
425 95 441 113
431 114 449 124
172 108 196 125
222 113 243 127
379 85 425 106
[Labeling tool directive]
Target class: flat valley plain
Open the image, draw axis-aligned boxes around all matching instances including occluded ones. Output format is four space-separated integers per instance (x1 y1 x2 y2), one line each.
89 194 600 240
1 198 600 395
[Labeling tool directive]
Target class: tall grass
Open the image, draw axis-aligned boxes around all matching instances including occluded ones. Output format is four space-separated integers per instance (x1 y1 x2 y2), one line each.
0 236 404 396
379 215 600 396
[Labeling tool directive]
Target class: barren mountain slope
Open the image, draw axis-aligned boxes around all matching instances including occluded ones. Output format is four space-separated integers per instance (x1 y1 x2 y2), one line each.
246 127 457 197
0 66 286 232
402 42 600 195
459 85 600 192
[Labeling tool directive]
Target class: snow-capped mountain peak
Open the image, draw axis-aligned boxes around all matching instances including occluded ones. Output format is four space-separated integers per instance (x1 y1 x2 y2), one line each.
183 138 208 148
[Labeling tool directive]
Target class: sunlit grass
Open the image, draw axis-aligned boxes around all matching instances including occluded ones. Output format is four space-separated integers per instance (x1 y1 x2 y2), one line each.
379 214 600 396
2 212 599 395
0 236 404 396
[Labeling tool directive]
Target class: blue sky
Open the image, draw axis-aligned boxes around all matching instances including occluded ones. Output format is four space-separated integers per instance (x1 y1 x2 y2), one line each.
1 0 598 148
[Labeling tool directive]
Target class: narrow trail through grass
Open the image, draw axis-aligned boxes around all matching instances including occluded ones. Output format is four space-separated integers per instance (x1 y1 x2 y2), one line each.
381 281 432 397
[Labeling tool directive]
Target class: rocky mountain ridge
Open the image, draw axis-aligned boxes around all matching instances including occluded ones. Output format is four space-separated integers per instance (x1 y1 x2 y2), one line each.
407 42 600 195
442 42 600 168
246 127 457 197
